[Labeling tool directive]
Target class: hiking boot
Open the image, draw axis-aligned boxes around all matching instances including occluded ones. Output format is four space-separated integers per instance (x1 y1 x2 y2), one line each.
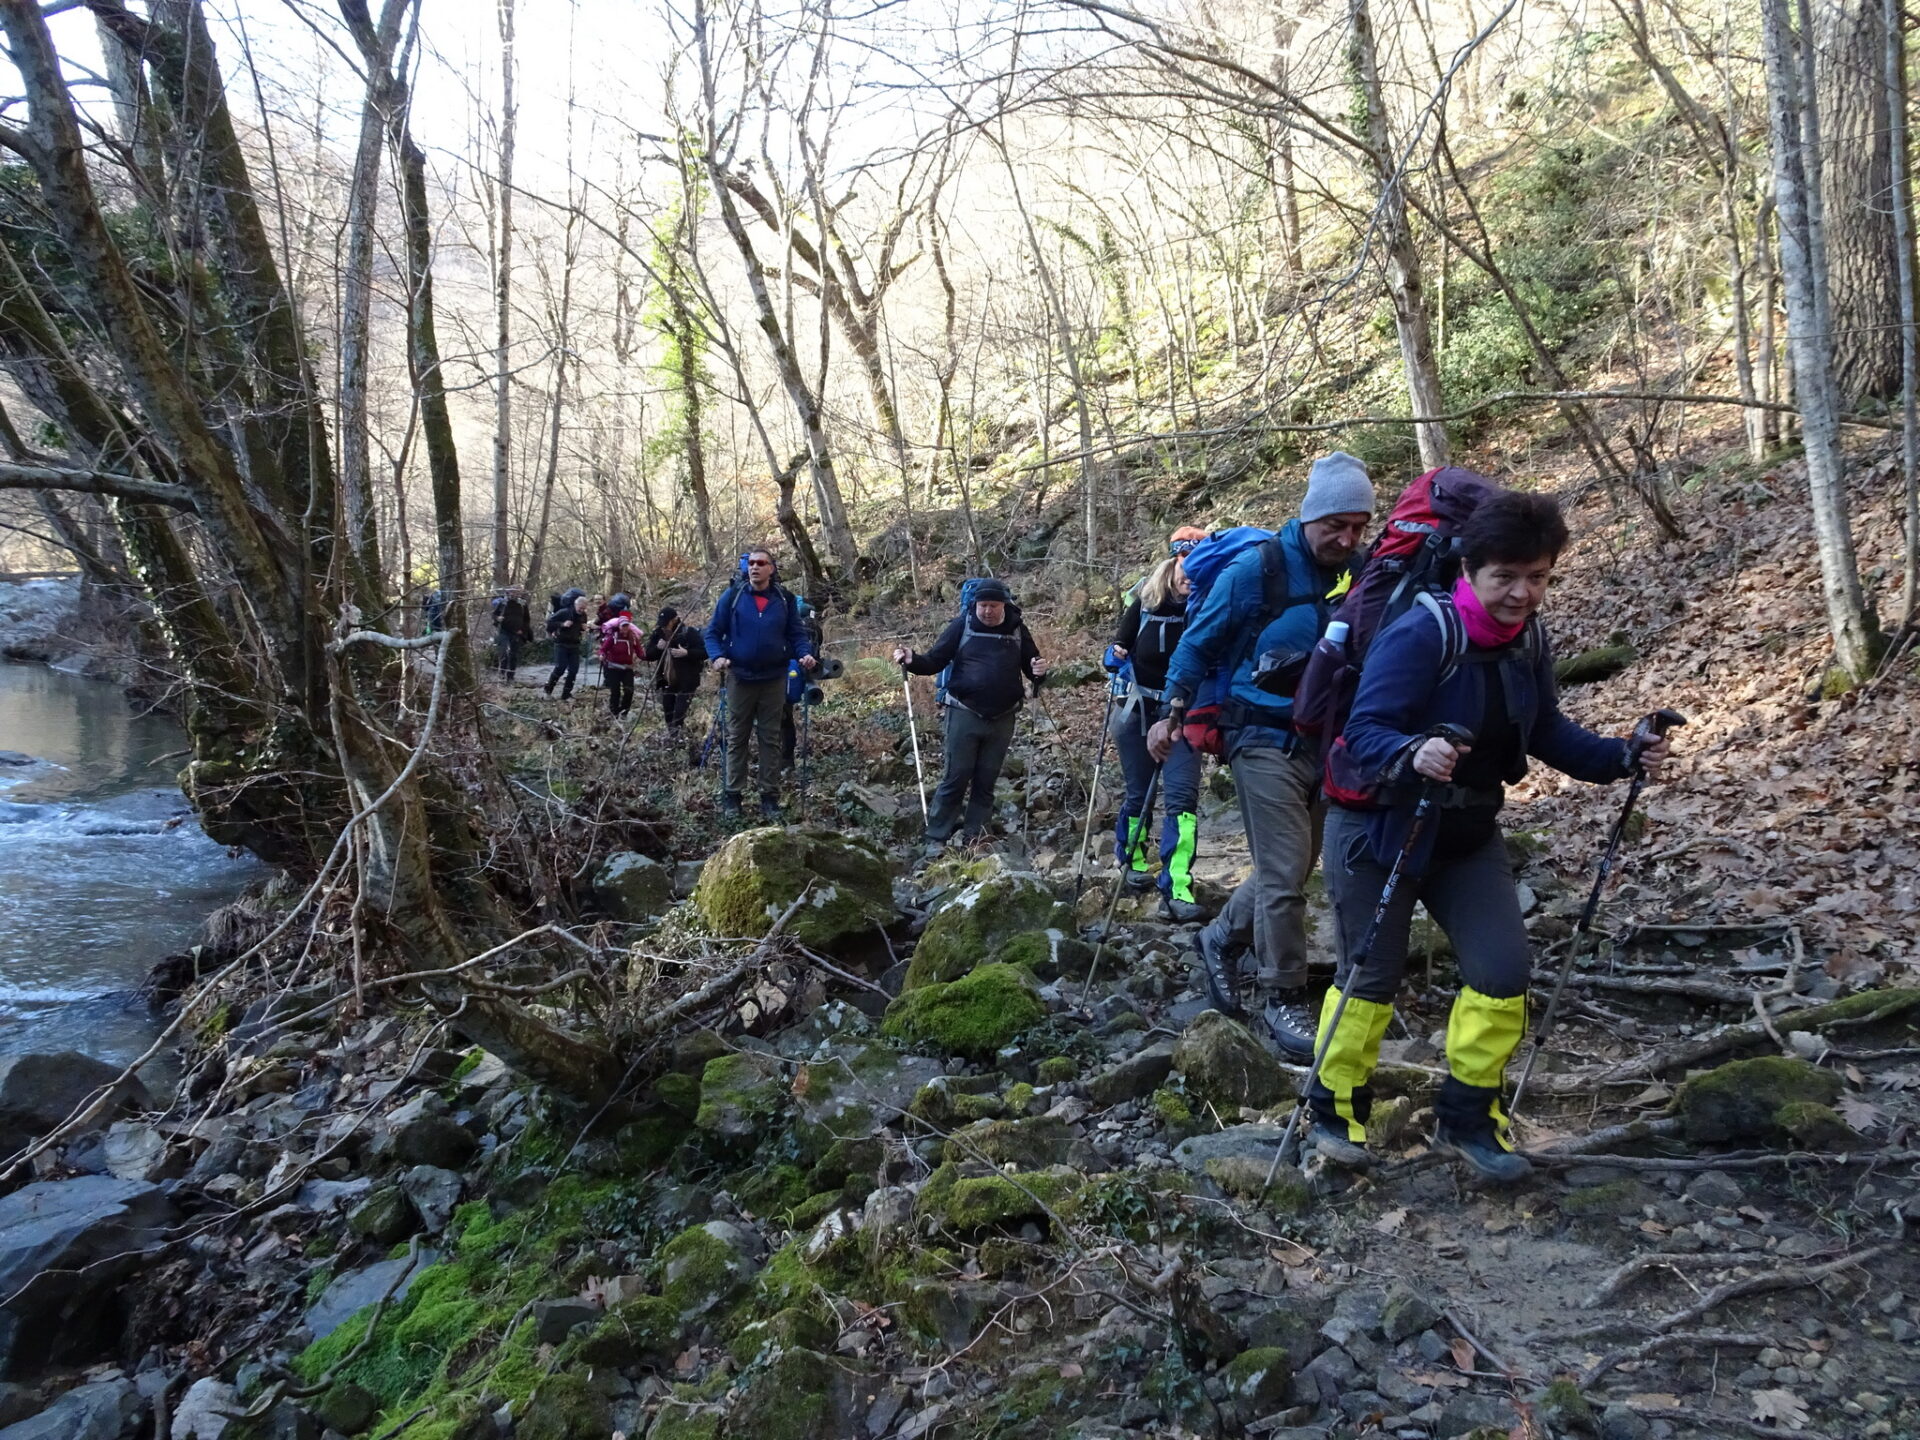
1161 895 1208 924
720 791 743 819
759 794 782 821
1432 1123 1532 1185
1263 989 1317 1063
1122 868 1157 894
1305 1120 1373 1172
1194 927 1243 1017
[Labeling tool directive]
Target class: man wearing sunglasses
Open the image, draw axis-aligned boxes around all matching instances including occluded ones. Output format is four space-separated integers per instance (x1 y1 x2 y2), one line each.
706 549 816 819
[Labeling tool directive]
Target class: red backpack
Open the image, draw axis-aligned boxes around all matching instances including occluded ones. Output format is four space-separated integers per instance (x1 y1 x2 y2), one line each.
600 617 641 668
1292 467 1537 805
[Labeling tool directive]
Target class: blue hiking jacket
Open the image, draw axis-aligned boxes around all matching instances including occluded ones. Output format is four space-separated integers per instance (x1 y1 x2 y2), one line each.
1164 519 1340 753
1341 601 1630 866
703 581 814 684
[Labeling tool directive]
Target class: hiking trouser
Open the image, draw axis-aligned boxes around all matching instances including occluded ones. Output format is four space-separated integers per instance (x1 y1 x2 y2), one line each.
1111 698 1162 875
659 690 693 732
495 627 522 675
928 704 1017 841
724 675 786 798
546 645 580 697
1201 739 1323 994
1156 732 1204 904
1311 804 1531 1145
605 666 635 715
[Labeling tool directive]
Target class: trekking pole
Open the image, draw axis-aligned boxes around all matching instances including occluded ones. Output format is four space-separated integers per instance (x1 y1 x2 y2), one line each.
1081 760 1164 996
798 698 814 821
1072 684 1122 900
1508 707 1687 1120
900 665 929 823
1268 722 1476 1179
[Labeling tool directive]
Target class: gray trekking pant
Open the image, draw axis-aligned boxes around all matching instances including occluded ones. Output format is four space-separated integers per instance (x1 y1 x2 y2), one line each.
724 675 786 798
1202 740 1324 993
928 704 1017 841
1321 805 1531 1003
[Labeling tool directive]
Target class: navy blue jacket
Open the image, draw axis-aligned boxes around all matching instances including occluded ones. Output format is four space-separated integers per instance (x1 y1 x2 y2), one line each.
1164 519 1340 753
1342 602 1629 866
703 581 814 684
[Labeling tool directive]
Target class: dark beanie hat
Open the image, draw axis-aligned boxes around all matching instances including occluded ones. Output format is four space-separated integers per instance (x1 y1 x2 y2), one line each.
658 607 678 623
972 578 1012 604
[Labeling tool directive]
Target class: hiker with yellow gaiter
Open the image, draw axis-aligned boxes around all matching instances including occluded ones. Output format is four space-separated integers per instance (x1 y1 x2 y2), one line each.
1308 490 1670 1182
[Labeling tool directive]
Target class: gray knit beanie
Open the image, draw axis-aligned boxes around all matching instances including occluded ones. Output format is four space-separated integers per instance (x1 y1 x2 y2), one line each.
1299 451 1376 522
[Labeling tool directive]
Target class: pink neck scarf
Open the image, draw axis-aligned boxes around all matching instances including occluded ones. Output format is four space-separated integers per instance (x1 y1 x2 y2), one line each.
1452 574 1525 647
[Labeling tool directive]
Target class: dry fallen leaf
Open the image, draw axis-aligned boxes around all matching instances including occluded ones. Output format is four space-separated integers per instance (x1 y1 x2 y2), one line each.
1402 1368 1470 1389
1373 1207 1409 1235
1450 1336 1477 1372
1058 1362 1083 1379
1838 1094 1886 1132
1751 1388 1810 1430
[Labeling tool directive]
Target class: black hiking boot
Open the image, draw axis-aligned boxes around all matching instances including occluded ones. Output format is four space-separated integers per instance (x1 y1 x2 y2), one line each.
759 793 782 821
1161 895 1208 924
721 791 743 819
1305 1120 1373 1172
1194 926 1243 1017
1263 988 1317 1063
1431 1123 1532 1185
1122 868 1157 894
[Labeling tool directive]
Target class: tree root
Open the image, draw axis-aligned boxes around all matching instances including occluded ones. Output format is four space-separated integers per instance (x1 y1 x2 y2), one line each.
1579 1329 1771 1387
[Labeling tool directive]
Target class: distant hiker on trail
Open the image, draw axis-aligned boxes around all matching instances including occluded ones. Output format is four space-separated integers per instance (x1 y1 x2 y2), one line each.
642 607 706 738
1305 489 1670 1183
421 588 447 634
1109 527 1207 921
894 577 1048 850
705 549 815 820
1149 452 1375 1061
599 595 645 718
544 589 588 699
494 587 532 676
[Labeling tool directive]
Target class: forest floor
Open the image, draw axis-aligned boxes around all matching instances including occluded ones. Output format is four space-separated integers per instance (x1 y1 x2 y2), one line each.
7 436 1920 1440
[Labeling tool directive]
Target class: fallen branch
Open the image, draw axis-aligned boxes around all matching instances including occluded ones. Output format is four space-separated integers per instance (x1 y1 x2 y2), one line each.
1582 1252 1747 1309
1528 1146 1920 1173
1552 1242 1895 1341
627 892 813 1042
1524 1117 1684 1156
1580 1329 1770 1388
1623 1405 1837 1440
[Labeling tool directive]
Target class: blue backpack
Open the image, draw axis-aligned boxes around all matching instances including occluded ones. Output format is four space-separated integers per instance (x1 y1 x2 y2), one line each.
1175 526 1324 710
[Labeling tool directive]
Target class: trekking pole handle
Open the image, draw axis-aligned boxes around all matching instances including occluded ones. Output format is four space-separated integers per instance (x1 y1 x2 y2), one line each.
1430 722 1476 749
1629 708 1686 768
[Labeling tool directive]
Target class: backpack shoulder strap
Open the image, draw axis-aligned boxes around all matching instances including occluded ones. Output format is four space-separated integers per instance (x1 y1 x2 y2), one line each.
1258 535 1333 620
1412 589 1469 680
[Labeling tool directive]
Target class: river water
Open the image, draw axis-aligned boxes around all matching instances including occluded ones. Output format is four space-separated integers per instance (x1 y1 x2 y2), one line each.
0 663 262 1069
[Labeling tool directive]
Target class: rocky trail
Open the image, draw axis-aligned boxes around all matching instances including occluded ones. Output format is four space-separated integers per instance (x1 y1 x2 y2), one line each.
1 467 1918 1440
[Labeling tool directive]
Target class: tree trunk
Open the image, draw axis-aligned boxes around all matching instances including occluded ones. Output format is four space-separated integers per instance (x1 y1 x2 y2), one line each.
491 0 517 588
1761 0 1882 680
1815 0 1902 402
1888 0 1920 626
1349 0 1449 468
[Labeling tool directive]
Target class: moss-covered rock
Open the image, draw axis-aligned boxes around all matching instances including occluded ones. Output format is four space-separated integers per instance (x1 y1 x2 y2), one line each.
1777 1101 1867 1149
694 827 897 948
347 1187 418 1246
906 872 1067 988
315 1381 379 1435
660 1221 763 1318
882 964 1045 1060
729 1305 836 1365
1224 1345 1294 1412
1558 1179 1657 1220
694 1052 787 1141
591 850 673 921
1172 1011 1292 1110
721 1347 858 1440
1036 1056 1078 1085
573 1294 681 1368
908 1076 1008 1128
650 1406 723 1440
519 1370 613 1440
991 927 1095 981
1671 1056 1843 1143
916 1162 1084 1232
790 1046 943 1161
943 1115 1076 1170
